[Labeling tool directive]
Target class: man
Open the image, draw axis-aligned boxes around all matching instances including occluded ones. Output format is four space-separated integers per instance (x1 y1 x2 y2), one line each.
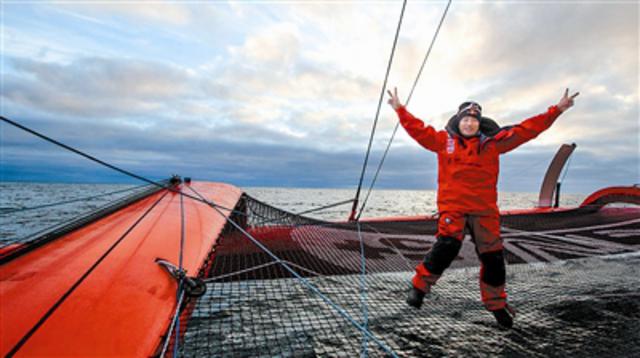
387 88 579 328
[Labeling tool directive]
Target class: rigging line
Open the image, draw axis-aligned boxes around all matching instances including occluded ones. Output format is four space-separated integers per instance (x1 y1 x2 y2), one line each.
253 198 355 226
0 115 240 215
281 260 401 296
0 184 165 264
559 153 573 184
204 199 399 357
295 198 354 215
192 186 382 250
204 261 281 283
175 189 239 218
0 183 150 215
356 221 369 358
160 290 185 358
173 191 186 358
350 0 408 221
6 190 169 357
282 260 401 296
235 193 329 227
183 184 250 220
357 0 452 221
1 116 163 189
205 259 360 291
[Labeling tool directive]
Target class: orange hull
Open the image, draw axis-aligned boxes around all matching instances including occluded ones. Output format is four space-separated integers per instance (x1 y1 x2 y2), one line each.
0 182 242 357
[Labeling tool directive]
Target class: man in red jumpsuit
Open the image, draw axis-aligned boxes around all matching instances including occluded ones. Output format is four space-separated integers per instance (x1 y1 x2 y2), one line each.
388 88 579 328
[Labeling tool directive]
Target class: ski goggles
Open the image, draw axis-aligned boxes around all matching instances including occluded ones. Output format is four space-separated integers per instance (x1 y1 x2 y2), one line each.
457 101 482 118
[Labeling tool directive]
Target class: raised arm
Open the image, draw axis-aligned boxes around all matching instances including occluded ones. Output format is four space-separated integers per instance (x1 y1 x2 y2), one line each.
496 89 579 154
388 87 445 153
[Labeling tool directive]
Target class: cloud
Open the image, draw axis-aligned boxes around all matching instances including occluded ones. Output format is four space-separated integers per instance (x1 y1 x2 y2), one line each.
1 2 637 192
4 56 193 118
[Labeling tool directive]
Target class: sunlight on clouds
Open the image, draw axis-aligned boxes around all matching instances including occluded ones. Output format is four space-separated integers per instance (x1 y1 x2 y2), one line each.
266 123 307 139
296 5 397 82
233 23 301 66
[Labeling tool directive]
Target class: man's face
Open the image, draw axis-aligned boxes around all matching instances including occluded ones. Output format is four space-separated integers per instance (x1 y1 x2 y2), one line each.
458 116 480 137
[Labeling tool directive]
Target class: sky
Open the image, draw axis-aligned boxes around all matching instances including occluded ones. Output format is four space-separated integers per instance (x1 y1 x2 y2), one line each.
0 0 638 194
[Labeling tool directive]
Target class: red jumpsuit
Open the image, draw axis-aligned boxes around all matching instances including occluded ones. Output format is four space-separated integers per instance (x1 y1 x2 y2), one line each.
396 105 562 310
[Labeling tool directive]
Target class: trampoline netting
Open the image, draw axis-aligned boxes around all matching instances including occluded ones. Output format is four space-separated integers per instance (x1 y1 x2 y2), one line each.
166 194 640 357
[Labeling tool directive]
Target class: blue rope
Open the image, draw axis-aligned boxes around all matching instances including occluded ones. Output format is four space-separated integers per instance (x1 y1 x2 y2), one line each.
161 291 184 357
357 221 370 357
201 198 399 357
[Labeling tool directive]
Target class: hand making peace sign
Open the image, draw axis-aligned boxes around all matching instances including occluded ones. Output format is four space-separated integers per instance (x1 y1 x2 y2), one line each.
387 87 403 110
557 88 580 112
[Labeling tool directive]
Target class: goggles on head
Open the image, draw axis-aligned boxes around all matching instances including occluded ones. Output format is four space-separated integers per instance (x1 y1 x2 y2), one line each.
457 101 482 118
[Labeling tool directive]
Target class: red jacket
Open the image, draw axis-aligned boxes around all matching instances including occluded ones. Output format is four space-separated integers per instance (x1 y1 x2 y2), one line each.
396 105 562 213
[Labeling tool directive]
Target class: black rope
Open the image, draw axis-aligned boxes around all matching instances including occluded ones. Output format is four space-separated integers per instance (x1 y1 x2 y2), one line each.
254 198 354 226
0 116 239 215
184 184 250 219
6 190 169 357
356 0 452 220
1 116 166 188
559 153 574 184
349 0 408 221
188 184 327 230
0 183 150 215
188 184 351 226
294 198 355 216
1 183 164 264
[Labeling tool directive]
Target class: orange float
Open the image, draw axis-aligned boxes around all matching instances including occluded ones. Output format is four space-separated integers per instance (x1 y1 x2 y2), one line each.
0 181 242 357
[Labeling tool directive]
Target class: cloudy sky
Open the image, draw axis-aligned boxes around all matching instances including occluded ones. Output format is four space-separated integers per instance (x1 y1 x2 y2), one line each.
1 0 638 194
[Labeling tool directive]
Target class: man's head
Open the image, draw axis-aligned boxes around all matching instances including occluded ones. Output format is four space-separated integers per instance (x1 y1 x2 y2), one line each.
457 101 482 137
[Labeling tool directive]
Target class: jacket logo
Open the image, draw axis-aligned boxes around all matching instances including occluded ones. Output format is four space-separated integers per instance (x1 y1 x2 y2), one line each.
447 136 455 154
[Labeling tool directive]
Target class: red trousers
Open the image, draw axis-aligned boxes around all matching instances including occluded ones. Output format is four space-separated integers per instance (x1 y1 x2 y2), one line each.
412 211 507 311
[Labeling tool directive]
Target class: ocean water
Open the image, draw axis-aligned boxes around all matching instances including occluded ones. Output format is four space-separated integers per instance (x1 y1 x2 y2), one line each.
0 182 586 244
243 187 586 220
0 183 150 245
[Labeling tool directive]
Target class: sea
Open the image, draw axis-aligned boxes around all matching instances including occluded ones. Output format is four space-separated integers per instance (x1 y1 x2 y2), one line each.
0 182 586 245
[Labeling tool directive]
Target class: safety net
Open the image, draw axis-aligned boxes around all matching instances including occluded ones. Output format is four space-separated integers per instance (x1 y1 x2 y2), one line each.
168 194 640 357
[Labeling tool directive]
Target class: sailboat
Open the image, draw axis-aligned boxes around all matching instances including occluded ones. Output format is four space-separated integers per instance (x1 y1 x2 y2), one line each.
2 1 639 356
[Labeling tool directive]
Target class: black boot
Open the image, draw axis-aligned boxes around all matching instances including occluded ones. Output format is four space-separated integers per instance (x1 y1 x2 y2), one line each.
406 286 426 309
491 307 514 329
